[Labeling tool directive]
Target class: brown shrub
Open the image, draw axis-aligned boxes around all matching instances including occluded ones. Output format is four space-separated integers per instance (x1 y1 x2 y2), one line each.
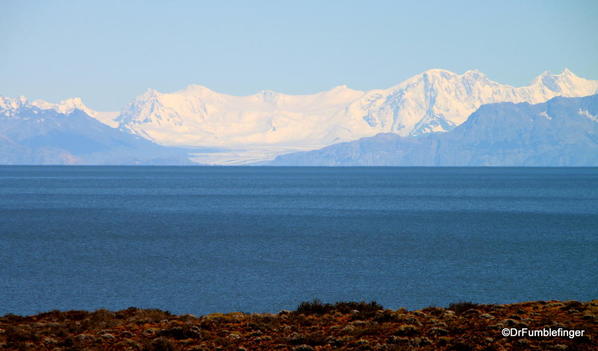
295 299 383 318
142 337 180 351
158 324 201 340
448 302 480 315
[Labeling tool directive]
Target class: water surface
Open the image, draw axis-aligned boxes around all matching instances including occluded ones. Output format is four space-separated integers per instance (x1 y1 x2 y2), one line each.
1 166 596 316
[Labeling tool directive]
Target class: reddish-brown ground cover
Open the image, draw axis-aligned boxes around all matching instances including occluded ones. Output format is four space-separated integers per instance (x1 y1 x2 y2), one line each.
1 300 596 350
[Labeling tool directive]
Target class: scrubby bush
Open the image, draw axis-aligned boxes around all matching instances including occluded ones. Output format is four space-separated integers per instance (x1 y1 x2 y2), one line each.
295 299 329 315
373 310 401 323
350 324 384 338
421 306 445 316
143 337 180 351
287 332 328 346
158 325 201 339
4 325 39 343
79 309 117 330
393 324 419 336
448 302 479 315
295 299 383 317
562 300 583 311
248 314 280 331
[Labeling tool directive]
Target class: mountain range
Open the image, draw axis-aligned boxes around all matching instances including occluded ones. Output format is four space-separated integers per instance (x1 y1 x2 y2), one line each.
115 68 598 164
267 95 598 166
1 68 597 165
0 97 192 165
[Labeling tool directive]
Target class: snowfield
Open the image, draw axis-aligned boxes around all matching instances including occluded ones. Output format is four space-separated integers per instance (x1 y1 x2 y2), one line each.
2 68 597 164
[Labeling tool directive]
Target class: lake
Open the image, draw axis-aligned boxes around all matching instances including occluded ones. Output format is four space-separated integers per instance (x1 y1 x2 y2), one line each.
0 166 597 316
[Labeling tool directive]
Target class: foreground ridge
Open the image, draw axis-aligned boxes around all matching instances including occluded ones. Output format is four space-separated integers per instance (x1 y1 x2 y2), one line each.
1 300 596 350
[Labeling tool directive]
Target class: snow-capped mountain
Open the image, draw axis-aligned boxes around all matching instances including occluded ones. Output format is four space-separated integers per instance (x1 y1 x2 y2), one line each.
114 69 598 163
267 94 598 166
0 96 191 165
116 84 365 148
31 97 120 127
351 68 598 136
2 69 597 165
0 96 120 128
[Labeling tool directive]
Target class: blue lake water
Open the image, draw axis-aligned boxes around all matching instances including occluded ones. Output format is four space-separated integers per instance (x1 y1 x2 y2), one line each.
0 166 597 316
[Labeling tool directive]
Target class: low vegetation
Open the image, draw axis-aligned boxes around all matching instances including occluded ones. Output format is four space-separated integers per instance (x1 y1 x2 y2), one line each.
0 300 596 350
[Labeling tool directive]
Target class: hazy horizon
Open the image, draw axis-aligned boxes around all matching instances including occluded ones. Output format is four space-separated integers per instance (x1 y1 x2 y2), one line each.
1 0 597 110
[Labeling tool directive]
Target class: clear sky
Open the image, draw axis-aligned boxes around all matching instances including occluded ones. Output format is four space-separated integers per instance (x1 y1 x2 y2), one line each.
1 0 597 111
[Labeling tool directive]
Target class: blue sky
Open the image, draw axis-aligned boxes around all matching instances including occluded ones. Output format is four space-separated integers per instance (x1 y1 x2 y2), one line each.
1 0 597 111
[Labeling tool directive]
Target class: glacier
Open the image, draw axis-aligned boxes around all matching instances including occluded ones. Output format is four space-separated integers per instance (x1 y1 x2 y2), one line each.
266 94 598 166
1 68 598 165
112 68 598 164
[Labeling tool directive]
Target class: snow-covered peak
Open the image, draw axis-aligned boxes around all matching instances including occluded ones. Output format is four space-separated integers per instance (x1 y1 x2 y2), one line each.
329 84 358 92
138 88 162 100
534 68 584 84
0 96 29 114
560 67 574 76
112 68 598 163
326 84 364 96
31 97 90 115
420 68 456 76
0 95 120 127
416 68 488 83
177 84 218 96
531 69 598 96
386 69 487 93
462 69 488 80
